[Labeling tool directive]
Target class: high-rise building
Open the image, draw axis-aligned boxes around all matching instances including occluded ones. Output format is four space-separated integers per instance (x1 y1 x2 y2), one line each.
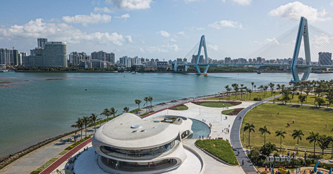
0 48 19 66
69 52 90 66
191 55 204 64
224 57 231 64
318 52 332 65
91 51 115 64
23 39 67 67
37 38 48 48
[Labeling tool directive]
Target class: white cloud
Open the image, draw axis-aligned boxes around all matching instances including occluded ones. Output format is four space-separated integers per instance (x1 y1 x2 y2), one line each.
196 27 205 31
164 44 179 51
94 7 113 13
144 44 179 53
266 38 280 45
222 0 252 6
177 31 185 36
269 1 330 22
115 13 130 19
105 0 152 10
170 38 177 42
62 13 111 26
331 1 333 7
158 30 170 37
208 44 219 51
0 18 125 46
125 35 133 43
146 47 168 53
209 20 243 29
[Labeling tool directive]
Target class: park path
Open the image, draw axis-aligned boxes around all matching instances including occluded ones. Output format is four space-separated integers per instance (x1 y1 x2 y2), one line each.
230 95 282 174
40 138 92 174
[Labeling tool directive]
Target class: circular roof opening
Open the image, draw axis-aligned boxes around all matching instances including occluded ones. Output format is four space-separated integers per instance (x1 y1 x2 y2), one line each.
131 125 142 129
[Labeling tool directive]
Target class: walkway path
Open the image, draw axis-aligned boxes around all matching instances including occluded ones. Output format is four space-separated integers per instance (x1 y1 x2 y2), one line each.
230 95 281 174
40 138 92 174
0 129 95 174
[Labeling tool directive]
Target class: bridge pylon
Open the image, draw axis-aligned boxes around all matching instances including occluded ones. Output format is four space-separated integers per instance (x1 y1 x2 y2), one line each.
291 17 312 83
195 35 210 75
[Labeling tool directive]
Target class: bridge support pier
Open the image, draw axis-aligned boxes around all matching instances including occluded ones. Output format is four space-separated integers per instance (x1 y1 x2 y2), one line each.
195 35 210 75
291 17 312 83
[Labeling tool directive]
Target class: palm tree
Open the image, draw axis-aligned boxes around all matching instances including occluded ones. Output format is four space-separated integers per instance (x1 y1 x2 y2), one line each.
315 97 325 108
144 97 149 111
135 99 142 109
254 85 257 92
306 131 320 157
243 123 255 150
225 85 229 97
292 129 304 145
148 96 153 107
269 83 275 96
275 130 287 152
327 136 333 159
298 95 307 106
101 108 110 121
74 118 84 140
259 125 271 145
109 107 118 117
82 116 90 138
123 107 129 113
251 82 254 92
318 135 330 155
248 89 252 100
90 113 98 133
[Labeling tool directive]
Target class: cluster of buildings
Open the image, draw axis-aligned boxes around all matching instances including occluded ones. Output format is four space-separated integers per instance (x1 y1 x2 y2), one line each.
117 56 169 69
1 38 332 69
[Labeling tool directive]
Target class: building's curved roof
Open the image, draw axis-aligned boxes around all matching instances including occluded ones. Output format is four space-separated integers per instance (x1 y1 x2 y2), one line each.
93 113 183 149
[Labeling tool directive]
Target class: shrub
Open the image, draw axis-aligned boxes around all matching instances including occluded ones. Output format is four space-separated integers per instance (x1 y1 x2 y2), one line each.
254 97 262 101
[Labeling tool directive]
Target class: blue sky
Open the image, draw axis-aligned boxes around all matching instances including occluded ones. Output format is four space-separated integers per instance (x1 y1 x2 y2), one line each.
1 0 333 61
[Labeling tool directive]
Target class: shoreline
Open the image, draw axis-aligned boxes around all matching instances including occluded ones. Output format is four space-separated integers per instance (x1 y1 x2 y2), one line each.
0 92 222 169
12 70 292 73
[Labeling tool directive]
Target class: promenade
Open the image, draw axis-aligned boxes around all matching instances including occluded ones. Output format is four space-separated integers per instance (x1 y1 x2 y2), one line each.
230 95 281 174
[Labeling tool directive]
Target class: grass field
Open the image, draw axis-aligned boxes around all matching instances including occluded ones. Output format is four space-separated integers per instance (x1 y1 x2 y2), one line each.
222 109 235 115
200 102 234 108
272 93 332 107
241 104 333 151
206 91 278 101
195 139 238 165
169 105 188 110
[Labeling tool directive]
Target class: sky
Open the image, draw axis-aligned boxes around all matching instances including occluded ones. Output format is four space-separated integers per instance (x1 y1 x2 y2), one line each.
1 0 333 61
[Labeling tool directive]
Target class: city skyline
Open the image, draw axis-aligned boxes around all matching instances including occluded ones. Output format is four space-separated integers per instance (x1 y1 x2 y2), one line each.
1 0 333 61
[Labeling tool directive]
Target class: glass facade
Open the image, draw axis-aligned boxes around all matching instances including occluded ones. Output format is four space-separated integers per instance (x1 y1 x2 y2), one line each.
101 138 178 159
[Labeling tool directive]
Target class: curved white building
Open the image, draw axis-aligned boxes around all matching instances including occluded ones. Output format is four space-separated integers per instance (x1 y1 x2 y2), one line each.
92 113 193 173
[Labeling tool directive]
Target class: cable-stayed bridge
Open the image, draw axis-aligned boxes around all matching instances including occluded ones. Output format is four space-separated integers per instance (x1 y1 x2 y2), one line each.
174 17 333 82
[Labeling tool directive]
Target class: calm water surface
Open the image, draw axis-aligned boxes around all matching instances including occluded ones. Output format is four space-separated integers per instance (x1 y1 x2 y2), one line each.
0 72 332 157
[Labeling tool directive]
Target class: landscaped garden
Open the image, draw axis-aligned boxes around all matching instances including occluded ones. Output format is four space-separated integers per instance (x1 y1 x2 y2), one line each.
169 105 189 110
241 103 333 158
193 101 241 108
195 139 238 165
222 108 244 115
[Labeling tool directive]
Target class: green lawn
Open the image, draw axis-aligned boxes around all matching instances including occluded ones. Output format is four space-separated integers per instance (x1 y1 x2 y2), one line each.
206 91 277 101
272 93 332 107
222 109 235 115
170 105 188 110
241 104 333 151
200 102 234 108
195 139 238 165
30 158 58 174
